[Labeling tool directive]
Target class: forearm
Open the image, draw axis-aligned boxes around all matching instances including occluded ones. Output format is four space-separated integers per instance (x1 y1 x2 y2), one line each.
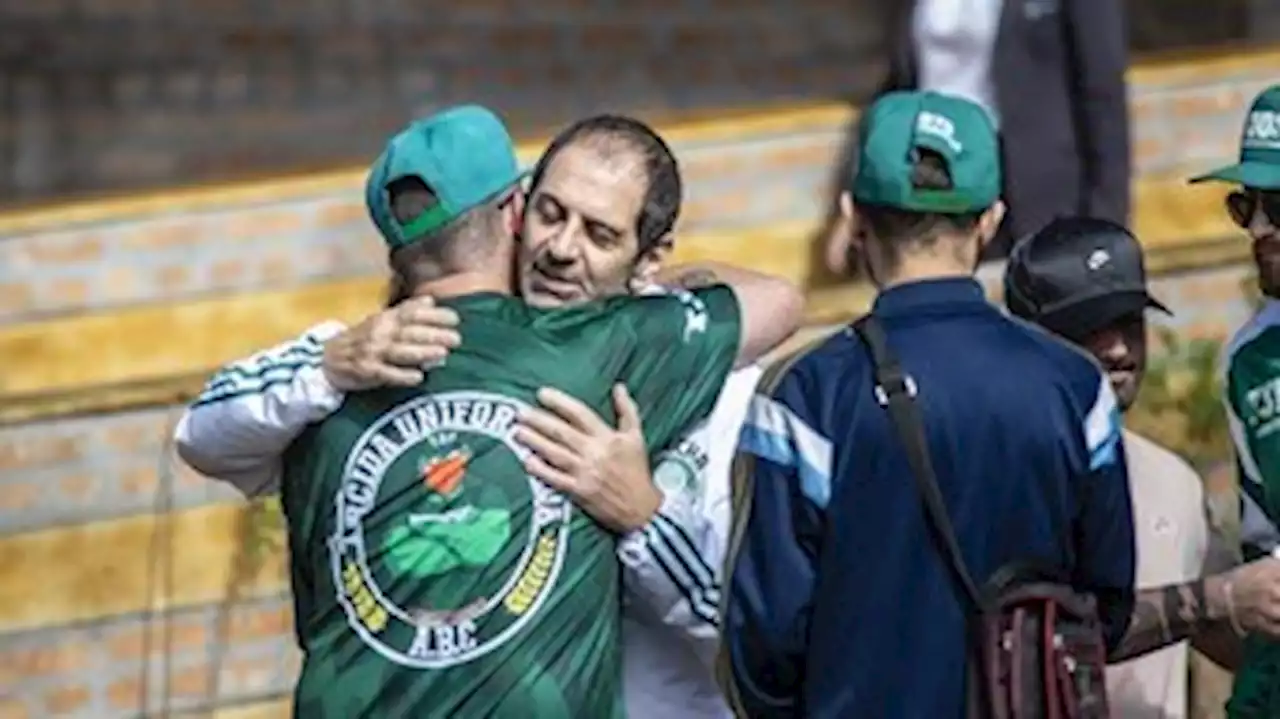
656 262 762 290
176 322 347 495
1109 575 1233 662
1191 622 1245 671
656 262 802 366
618 448 723 657
619 507 722 654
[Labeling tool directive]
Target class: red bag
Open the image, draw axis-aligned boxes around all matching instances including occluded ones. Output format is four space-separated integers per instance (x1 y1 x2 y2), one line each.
970 566 1110 719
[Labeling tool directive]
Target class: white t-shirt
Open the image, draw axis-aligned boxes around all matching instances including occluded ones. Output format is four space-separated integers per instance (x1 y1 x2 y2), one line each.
912 0 1004 126
1104 429 1209 718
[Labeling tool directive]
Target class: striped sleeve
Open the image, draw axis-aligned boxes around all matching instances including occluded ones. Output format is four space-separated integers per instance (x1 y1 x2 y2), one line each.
718 360 831 718
1071 372 1136 651
174 322 347 497
617 431 723 640
193 323 334 406
614 364 764 669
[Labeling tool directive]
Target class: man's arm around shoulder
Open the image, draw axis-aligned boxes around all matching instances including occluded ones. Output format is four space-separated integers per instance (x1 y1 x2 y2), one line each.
657 262 804 367
175 322 347 496
176 296 461 495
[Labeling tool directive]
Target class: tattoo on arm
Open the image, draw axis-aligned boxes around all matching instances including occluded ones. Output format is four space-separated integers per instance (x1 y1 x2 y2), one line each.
674 269 719 289
1109 578 1225 662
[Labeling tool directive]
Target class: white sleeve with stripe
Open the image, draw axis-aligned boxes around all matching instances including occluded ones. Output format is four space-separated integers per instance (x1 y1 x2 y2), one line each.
615 365 762 665
173 322 348 497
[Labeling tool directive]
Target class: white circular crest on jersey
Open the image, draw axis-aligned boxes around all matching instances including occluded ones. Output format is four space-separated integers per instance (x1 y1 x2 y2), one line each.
328 390 573 669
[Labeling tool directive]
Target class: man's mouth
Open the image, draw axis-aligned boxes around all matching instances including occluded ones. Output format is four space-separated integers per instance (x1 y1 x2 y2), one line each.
528 270 583 302
1106 368 1136 395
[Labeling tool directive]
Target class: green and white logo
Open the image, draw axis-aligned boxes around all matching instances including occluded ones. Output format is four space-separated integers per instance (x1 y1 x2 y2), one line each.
652 435 709 496
329 391 572 669
1246 110 1280 149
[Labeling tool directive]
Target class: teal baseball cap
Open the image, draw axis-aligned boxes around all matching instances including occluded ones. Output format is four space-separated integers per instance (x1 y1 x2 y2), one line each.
366 104 526 249
1190 85 1280 189
851 90 1001 214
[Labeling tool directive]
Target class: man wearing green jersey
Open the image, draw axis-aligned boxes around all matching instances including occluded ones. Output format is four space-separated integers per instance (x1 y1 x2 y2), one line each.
1195 84 1280 718
201 105 800 718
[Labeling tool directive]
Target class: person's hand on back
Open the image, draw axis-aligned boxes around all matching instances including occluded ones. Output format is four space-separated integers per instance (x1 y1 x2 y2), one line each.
1226 556 1280 637
515 384 661 533
322 296 461 391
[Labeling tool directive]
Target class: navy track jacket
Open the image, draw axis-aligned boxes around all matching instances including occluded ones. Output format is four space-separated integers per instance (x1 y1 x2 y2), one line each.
719 278 1135 719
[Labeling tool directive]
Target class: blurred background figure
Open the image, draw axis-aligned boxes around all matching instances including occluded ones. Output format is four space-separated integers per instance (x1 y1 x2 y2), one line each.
879 0 1131 258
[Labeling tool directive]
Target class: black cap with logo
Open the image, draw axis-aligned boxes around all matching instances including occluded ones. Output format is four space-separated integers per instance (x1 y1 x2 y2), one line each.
1004 216 1171 341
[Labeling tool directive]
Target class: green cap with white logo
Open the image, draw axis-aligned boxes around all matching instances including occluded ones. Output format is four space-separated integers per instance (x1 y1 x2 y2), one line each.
1189 85 1280 189
851 90 1001 214
366 104 527 249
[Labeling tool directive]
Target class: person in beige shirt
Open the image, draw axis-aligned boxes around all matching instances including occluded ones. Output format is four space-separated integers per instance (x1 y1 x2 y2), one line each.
1005 216 1280 717
1112 429 1209 717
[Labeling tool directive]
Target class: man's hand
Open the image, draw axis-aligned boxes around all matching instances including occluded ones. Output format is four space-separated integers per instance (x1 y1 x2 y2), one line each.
1225 556 1280 636
322 296 461 391
515 384 660 533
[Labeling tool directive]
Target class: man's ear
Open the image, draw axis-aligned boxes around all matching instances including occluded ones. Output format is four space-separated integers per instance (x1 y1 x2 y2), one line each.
505 192 527 236
826 192 860 275
631 233 675 291
976 199 1007 253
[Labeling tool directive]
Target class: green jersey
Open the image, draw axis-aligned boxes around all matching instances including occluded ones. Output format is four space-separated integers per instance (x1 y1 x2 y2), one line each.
280 288 741 718
1223 301 1280 719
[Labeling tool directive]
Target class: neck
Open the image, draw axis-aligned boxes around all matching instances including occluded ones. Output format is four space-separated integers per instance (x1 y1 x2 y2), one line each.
412 270 512 300
870 236 977 289
875 255 976 289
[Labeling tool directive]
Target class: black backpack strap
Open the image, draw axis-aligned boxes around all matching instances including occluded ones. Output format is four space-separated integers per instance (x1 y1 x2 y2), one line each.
852 315 984 614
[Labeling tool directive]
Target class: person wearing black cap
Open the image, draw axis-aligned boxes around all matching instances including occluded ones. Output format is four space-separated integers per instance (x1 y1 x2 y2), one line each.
1004 216 1170 410
1006 216 1280 718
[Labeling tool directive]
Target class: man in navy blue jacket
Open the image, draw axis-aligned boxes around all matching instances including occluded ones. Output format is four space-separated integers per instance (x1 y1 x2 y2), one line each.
717 90 1136 718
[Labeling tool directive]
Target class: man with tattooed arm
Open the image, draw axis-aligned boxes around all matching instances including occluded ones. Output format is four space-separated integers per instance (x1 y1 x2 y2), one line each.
1006 216 1280 717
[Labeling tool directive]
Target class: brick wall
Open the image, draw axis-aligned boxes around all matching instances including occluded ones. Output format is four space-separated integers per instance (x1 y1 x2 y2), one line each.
1 58 1276 325
0 595 296 718
3 0 1277 204
0 0 886 203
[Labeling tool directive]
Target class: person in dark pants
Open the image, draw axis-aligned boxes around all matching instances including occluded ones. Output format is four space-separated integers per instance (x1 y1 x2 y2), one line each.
879 0 1131 258
717 90 1135 718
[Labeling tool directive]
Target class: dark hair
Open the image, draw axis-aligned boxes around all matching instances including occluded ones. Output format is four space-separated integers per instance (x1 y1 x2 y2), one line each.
528 114 681 252
384 176 503 305
856 149 983 253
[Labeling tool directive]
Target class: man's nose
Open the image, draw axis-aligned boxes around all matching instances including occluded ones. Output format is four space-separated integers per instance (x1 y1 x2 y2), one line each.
546 224 583 262
1097 332 1129 362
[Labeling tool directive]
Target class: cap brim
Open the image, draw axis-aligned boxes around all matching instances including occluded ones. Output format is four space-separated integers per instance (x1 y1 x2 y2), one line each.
1188 161 1280 190
1040 290 1172 341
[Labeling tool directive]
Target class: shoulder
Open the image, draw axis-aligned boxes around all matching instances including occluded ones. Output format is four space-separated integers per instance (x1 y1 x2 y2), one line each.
1122 429 1205 503
1122 430 1200 484
1227 301 1280 357
589 284 736 321
759 328 857 400
1001 312 1107 388
1225 302 1280 382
